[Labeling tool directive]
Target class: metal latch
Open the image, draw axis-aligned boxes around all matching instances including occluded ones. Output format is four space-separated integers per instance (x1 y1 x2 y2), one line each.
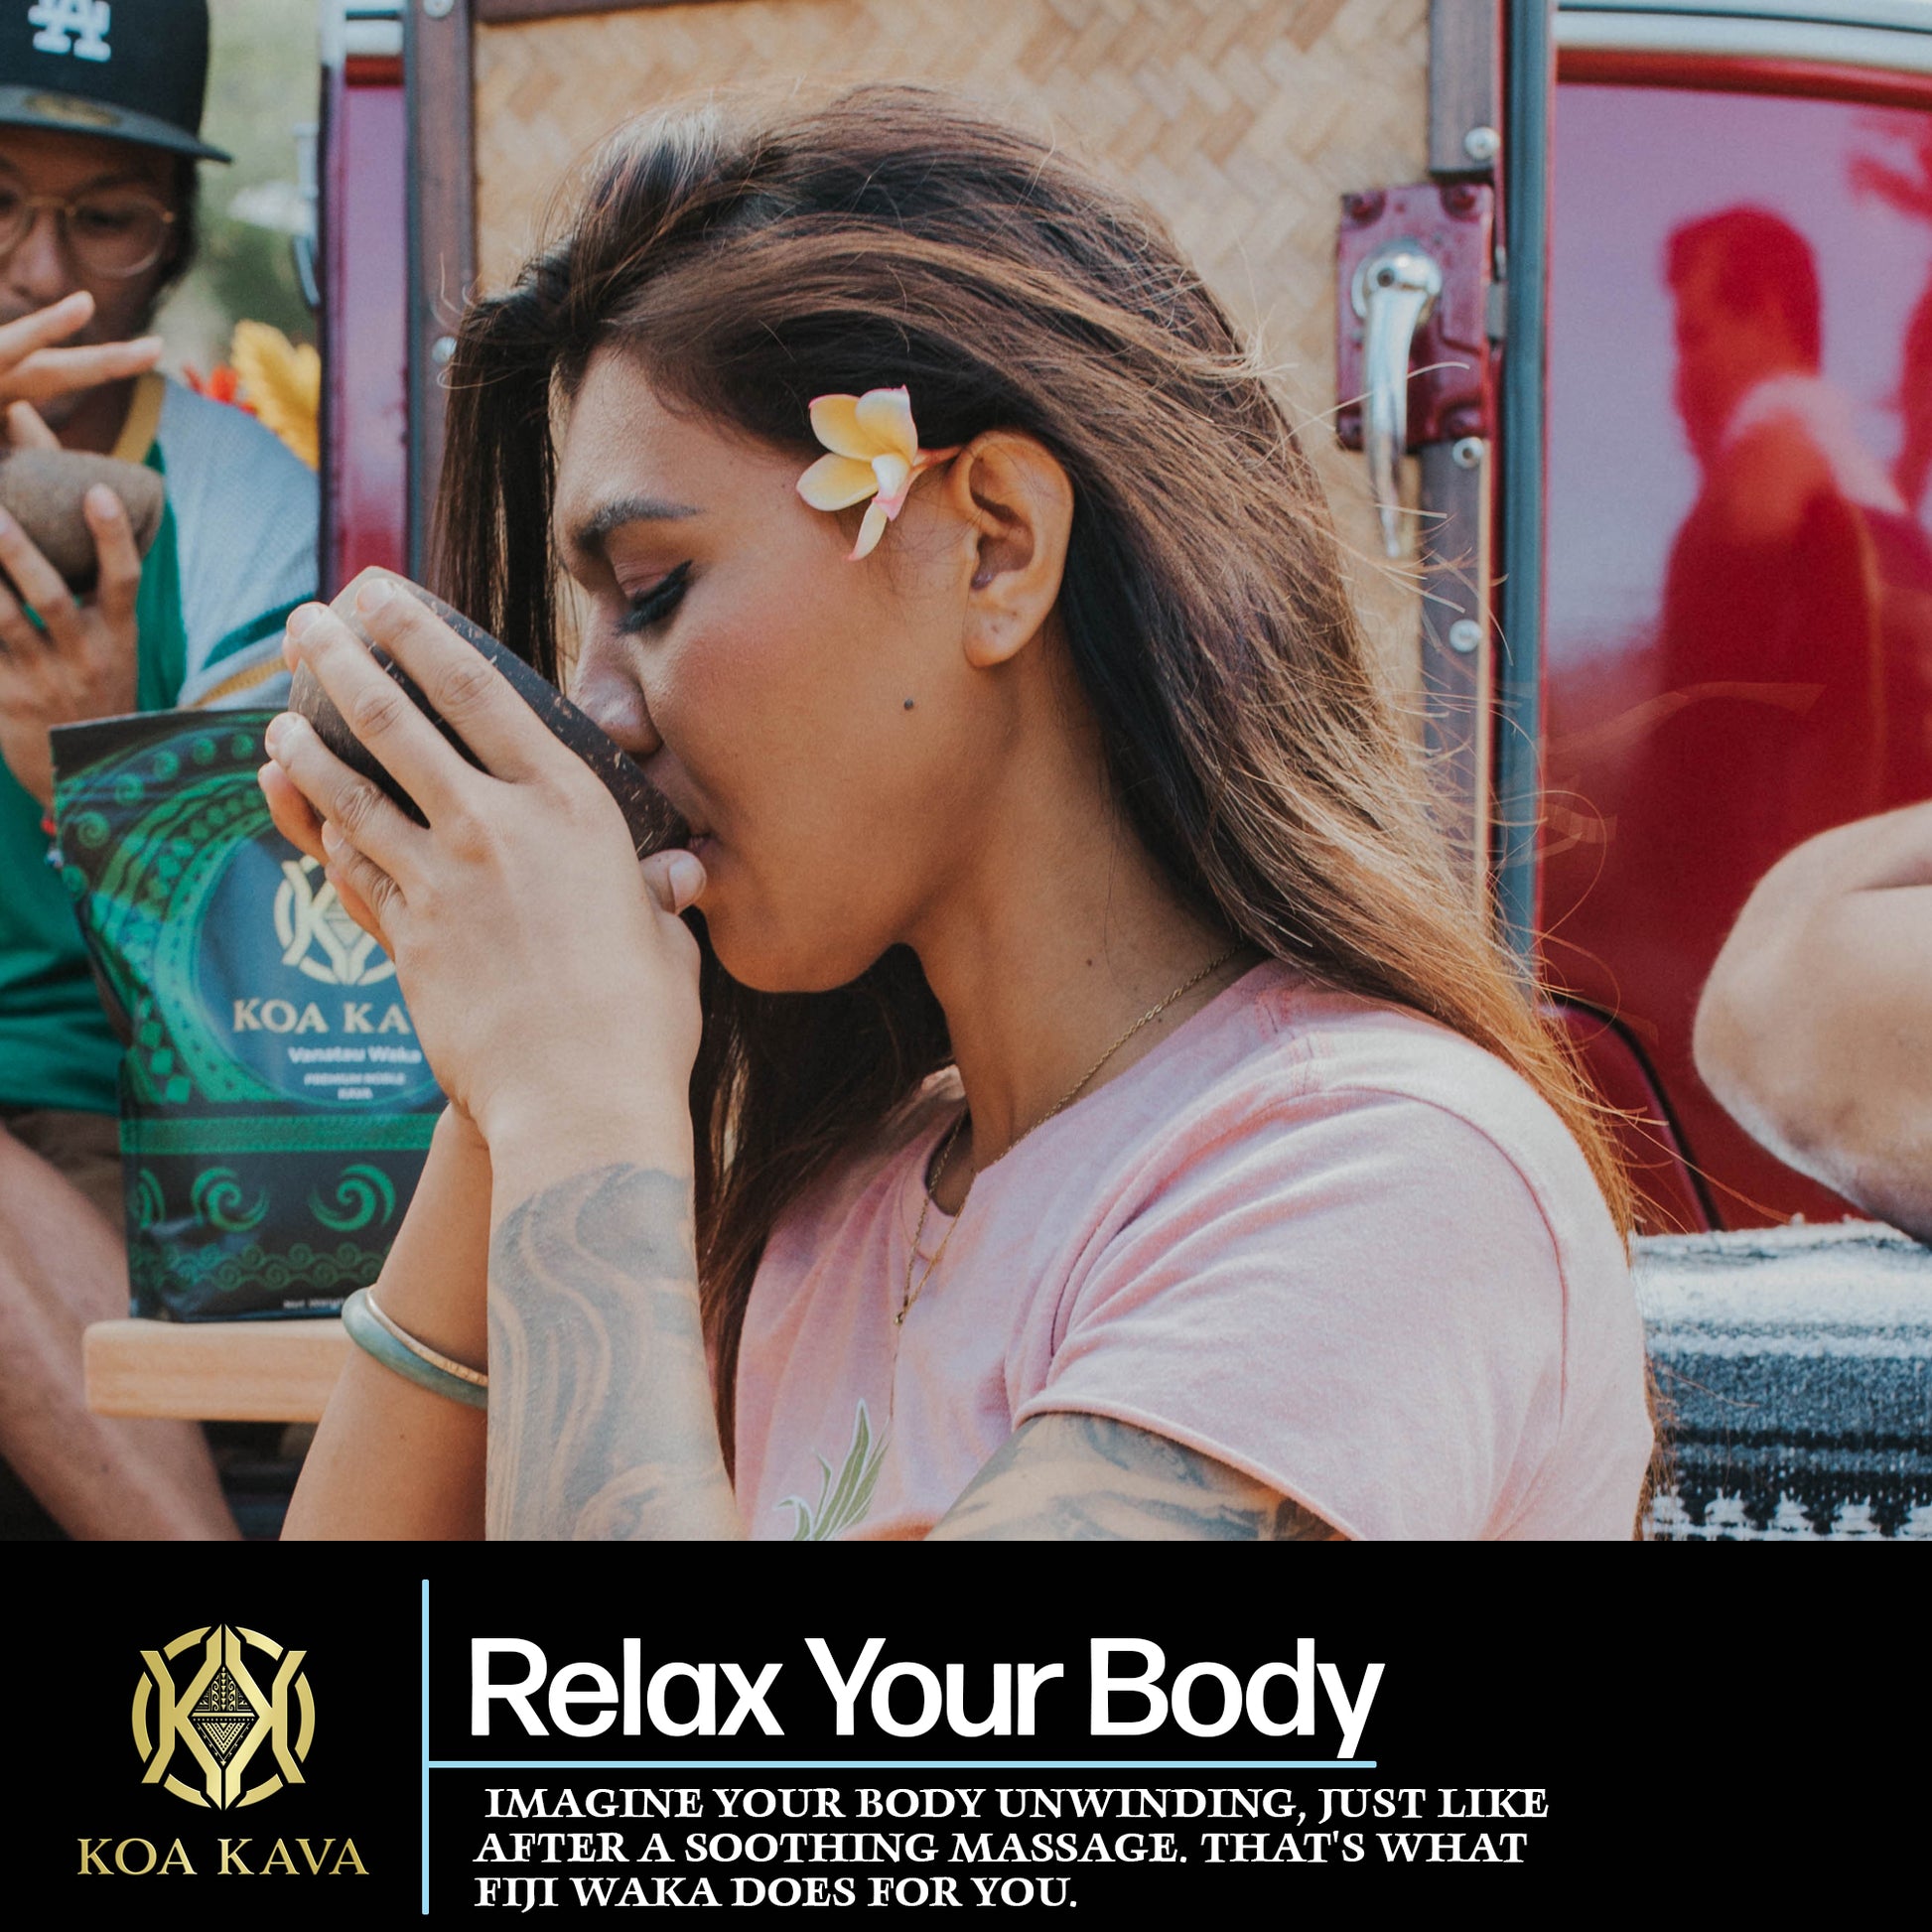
1335 183 1496 556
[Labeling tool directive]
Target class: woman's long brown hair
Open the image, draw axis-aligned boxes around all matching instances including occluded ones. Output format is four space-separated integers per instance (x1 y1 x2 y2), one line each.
437 86 1635 1466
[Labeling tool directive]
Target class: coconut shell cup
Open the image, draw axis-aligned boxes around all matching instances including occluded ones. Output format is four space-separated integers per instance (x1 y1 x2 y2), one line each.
286 568 686 859
0 448 167 594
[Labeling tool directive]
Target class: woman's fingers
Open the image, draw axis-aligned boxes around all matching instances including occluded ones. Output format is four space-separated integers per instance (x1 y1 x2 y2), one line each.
283 597 485 824
258 759 327 864
263 706 423 887
639 848 707 915
257 762 390 945
321 836 397 951
345 574 554 782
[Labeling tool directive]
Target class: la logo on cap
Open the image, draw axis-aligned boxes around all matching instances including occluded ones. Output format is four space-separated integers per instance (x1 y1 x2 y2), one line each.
28 1 111 64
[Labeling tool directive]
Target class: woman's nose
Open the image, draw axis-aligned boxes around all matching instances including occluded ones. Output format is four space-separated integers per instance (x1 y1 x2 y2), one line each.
570 647 662 760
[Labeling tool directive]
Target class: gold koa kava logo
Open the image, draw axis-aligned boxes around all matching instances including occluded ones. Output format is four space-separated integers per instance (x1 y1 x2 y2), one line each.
133 1623 315 1808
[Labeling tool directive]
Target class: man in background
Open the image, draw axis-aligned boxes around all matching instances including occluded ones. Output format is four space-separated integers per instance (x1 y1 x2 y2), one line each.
0 0 317 1537
1644 209 1900 917
1658 206 1932 821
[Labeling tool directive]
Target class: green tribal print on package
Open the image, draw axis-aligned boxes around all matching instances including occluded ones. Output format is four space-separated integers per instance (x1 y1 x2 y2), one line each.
52 711 440 1319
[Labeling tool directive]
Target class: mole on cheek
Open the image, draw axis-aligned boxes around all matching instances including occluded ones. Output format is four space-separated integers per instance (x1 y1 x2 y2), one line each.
902 698 915 711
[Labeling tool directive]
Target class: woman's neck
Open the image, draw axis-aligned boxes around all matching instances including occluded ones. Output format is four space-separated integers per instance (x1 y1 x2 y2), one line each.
906 714 1250 1208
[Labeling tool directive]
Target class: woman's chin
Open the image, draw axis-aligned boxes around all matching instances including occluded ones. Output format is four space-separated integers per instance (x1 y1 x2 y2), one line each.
706 918 895 999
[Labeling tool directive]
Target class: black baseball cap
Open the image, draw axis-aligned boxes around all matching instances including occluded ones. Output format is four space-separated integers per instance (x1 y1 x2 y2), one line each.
0 0 230 163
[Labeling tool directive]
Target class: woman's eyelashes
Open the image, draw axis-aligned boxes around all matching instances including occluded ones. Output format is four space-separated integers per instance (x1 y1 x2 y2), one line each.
619 561 692 634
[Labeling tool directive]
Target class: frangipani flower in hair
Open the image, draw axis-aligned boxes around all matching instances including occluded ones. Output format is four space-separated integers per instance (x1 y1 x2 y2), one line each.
796 387 959 560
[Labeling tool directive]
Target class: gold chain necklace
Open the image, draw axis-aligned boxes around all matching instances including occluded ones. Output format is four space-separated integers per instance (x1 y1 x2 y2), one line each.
896 944 1244 1327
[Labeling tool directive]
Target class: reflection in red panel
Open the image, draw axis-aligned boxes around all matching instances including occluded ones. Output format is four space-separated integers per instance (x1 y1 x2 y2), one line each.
1543 82 1932 1229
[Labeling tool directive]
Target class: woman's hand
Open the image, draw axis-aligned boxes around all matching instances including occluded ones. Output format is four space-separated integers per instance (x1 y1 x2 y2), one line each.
0 399 145 807
258 577 708 1151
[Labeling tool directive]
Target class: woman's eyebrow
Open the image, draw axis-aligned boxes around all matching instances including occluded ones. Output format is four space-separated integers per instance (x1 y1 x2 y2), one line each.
567 493 703 562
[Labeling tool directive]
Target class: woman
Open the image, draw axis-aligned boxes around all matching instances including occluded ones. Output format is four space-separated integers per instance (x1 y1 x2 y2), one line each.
273 88 1652 1542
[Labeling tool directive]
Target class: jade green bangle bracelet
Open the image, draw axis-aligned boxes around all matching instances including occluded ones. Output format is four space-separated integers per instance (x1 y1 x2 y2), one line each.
341 1286 488 1410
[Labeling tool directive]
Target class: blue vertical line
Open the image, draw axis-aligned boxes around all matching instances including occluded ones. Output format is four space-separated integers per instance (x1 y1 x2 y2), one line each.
1493 0 1556 958
421 1577 430 1915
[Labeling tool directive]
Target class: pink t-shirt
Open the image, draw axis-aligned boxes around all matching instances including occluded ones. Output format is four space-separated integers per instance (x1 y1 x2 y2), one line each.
734 962 1653 1541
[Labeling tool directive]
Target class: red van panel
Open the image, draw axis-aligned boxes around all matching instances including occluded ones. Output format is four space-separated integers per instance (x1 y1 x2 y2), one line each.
1543 78 1932 1227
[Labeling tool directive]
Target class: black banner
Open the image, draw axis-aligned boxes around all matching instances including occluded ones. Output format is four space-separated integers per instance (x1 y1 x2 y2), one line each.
23 1545 1908 1918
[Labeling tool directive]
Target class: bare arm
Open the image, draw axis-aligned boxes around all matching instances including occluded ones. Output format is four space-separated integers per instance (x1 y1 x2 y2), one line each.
1695 798 1932 1239
281 1104 490 1540
929 1412 1343 1541
483 1146 741 1541
290 1132 735 1543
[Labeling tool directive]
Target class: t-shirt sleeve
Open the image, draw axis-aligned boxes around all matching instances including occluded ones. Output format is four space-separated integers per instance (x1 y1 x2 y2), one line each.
1012 1089 1574 1540
161 385 317 711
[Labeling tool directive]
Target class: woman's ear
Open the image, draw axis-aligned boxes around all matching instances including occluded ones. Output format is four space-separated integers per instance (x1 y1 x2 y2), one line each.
939 432 1074 669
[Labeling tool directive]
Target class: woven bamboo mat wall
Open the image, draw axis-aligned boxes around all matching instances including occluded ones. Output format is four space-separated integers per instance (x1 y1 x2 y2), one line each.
473 0 1431 679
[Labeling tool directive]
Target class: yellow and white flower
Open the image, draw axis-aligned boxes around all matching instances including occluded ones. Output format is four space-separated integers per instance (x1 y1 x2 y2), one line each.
795 386 958 560
230 320 320 471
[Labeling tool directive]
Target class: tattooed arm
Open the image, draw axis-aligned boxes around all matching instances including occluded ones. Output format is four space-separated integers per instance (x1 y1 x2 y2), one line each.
484 1158 744 1541
929 1413 1345 1541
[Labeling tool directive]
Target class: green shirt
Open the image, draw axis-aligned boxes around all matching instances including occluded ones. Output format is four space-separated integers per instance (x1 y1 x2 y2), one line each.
0 375 317 1112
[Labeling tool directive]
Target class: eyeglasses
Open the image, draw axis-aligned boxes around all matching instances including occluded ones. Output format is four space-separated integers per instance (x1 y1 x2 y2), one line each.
0 182 177 279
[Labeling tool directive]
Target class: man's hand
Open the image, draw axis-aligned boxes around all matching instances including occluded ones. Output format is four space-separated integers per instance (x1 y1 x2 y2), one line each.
0 291 161 408
0 406 143 805
0 292 162 806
